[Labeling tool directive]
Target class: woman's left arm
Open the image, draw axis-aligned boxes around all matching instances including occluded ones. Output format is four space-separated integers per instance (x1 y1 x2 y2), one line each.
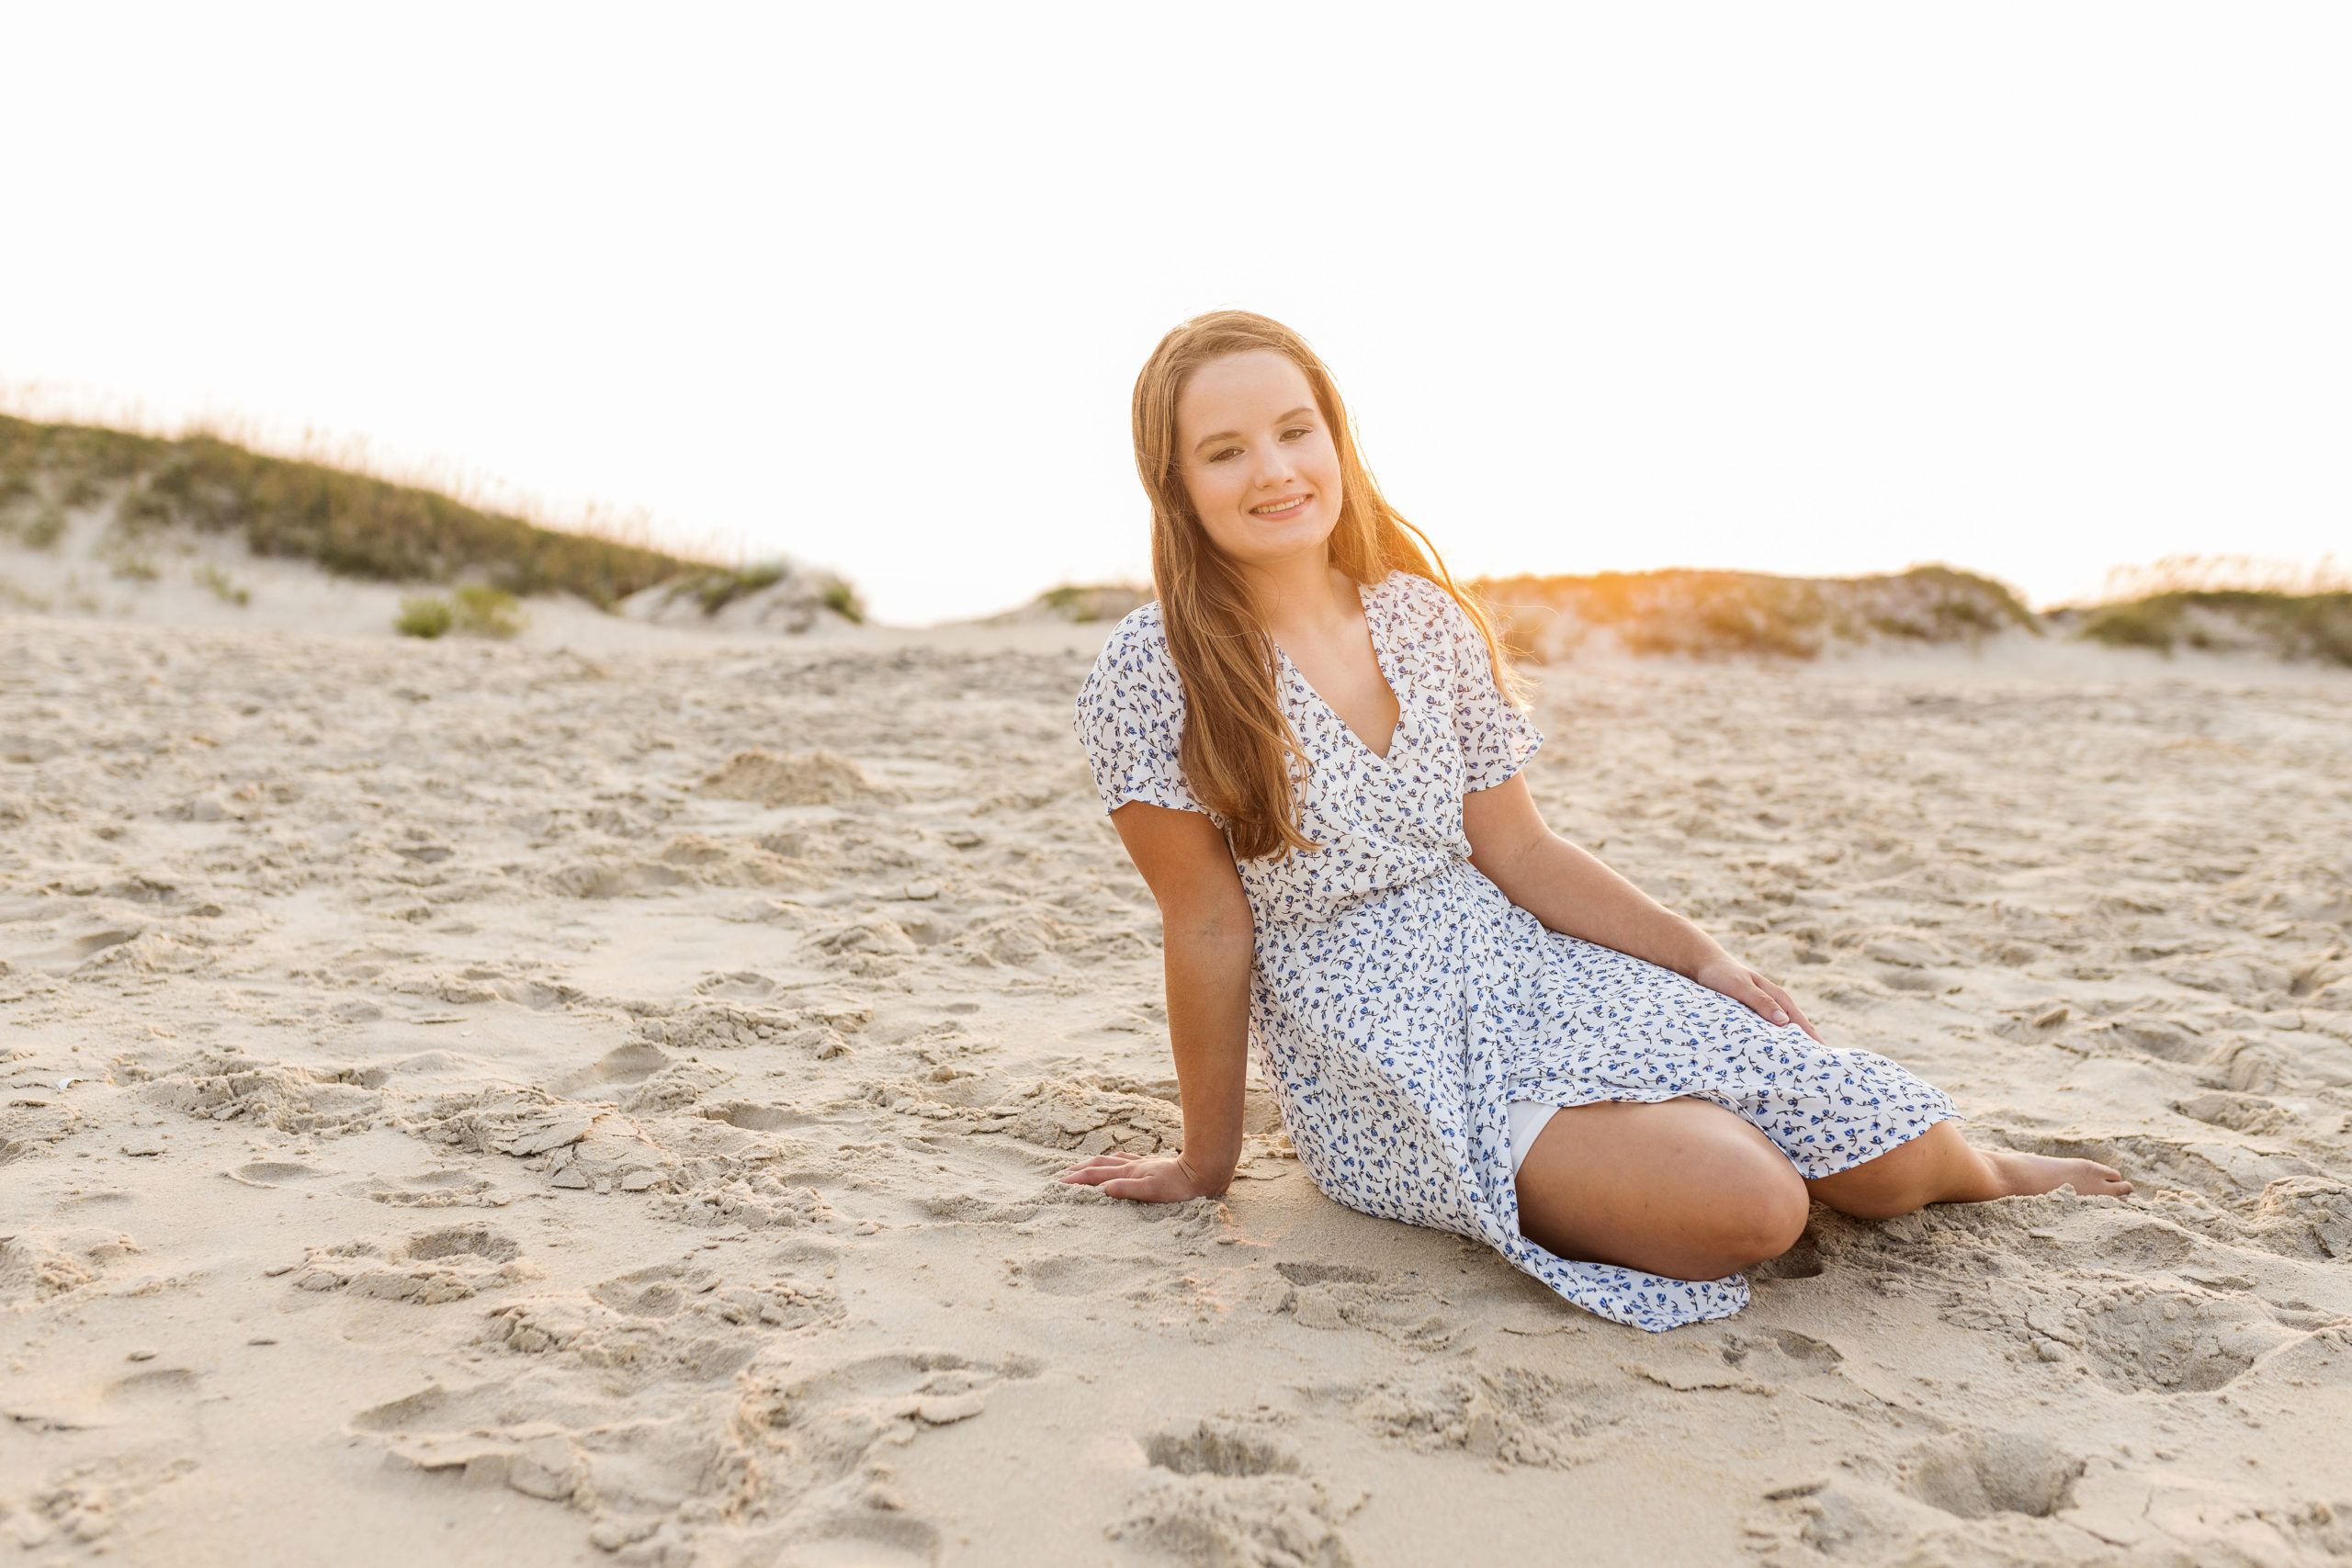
1462 773 1821 1041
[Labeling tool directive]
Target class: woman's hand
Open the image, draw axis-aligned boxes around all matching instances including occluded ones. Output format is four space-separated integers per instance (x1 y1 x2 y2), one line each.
1057 1151 1227 1202
1691 956 1823 1043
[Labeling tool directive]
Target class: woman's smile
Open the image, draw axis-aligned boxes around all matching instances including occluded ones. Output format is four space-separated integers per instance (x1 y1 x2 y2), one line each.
1249 492 1313 519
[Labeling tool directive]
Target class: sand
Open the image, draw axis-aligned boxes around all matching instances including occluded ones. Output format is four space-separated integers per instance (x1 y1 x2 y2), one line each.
3 601 2350 1567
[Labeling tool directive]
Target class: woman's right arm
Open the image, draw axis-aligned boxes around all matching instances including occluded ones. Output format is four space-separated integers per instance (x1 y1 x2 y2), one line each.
1055 801 1252 1201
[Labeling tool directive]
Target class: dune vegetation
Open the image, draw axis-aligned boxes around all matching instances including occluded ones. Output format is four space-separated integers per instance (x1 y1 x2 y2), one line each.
394 584 527 640
1000 569 2041 658
0 414 700 606
2062 590 2352 667
2045 554 2352 668
1475 565 2039 662
990 583 1156 626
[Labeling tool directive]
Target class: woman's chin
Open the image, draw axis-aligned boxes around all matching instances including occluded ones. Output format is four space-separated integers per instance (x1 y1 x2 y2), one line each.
1215 516 1339 568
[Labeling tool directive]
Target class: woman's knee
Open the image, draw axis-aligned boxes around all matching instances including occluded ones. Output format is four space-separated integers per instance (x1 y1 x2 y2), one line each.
1704 1156 1809 1267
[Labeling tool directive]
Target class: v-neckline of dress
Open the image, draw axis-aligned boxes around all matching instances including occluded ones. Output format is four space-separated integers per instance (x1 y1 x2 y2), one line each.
1274 575 1402 764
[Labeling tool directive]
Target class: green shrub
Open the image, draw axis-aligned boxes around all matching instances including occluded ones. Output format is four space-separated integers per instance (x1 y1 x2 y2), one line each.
196 564 250 606
821 581 865 624
2075 599 2177 653
451 583 524 638
395 595 454 638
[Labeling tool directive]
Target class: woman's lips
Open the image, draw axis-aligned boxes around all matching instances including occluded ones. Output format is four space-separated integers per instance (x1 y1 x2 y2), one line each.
1249 494 1311 519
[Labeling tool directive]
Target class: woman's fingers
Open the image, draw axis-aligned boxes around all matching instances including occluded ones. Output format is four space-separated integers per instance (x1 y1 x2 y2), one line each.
1753 975 1823 1043
1098 1175 1172 1201
1056 1154 1142 1185
1057 1153 1206 1203
1730 970 1828 1043
1735 974 1792 1028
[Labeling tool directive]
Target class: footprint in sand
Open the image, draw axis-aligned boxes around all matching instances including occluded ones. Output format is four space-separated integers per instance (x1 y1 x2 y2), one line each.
356 1346 1013 1560
288 1224 532 1303
1012 1252 1166 1298
1114 1416 1360 1565
225 1159 329 1187
547 1041 672 1100
0 1228 142 1303
1897 1430 2085 1520
2052 1282 2293 1393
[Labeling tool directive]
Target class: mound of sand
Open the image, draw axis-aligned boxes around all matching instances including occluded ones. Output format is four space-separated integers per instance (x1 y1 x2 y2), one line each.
616 566 863 637
0 412 691 604
697 748 900 807
987 583 1157 626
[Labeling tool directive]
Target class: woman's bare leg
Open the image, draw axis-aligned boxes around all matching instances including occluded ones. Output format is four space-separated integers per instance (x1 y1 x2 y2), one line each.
1514 1106 2133 1280
1512 1099 1810 1281
1805 1121 2131 1220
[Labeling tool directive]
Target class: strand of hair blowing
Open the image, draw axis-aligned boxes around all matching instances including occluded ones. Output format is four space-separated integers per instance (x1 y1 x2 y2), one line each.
1132 310 1526 860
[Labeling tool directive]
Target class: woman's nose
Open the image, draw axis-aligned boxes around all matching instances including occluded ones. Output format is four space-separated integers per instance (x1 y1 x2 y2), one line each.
1250 443 1296 487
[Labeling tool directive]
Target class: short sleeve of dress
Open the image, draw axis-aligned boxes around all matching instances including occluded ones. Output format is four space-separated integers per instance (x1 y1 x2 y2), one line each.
1071 606 1215 820
1440 590 1543 791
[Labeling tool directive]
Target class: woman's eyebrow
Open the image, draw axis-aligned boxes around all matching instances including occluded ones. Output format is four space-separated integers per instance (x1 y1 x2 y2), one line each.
1190 408 1317 455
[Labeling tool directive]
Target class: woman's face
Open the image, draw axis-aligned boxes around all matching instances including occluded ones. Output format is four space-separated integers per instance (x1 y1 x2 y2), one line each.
1174 350 1344 575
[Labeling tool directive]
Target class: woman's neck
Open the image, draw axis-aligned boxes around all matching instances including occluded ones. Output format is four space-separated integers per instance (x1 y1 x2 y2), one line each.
1243 550 1360 643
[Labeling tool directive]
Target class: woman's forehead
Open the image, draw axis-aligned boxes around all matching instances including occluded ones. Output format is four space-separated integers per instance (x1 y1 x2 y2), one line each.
1178 351 1315 428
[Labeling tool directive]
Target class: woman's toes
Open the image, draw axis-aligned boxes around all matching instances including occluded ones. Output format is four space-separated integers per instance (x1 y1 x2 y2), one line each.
2061 1157 2132 1197
1984 1150 2132 1200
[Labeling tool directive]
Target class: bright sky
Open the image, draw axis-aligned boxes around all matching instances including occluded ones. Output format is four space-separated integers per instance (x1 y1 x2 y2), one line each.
4 5 2345 624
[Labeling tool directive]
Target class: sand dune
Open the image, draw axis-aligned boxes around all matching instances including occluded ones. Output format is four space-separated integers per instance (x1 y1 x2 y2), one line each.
2 611 2349 1566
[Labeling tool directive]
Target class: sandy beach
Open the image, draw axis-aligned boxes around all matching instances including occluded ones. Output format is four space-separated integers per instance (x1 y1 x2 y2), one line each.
4 611 2350 1567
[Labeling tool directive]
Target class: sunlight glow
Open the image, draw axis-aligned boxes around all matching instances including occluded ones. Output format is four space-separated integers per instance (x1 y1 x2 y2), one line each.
3 4 2345 623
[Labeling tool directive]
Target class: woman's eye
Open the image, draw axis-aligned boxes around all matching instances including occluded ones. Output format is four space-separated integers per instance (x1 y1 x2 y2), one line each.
1209 447 1240 463
1281 426 1311 442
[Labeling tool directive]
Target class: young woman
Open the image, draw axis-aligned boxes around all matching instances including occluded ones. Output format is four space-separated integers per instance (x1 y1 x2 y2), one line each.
1061 310 2131 1331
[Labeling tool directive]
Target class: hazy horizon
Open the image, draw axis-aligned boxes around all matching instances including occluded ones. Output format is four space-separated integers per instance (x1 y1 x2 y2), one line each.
5 5 2346 625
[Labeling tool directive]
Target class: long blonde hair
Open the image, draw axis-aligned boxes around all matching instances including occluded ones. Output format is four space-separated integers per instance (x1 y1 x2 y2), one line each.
1132 310 1525 860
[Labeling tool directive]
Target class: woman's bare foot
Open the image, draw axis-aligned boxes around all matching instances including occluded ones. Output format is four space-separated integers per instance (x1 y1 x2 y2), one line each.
1984 1149 2132 1199
1808 1123 2134 1218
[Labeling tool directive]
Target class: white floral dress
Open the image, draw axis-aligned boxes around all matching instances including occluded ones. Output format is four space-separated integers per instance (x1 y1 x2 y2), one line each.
1072 571 1956 1331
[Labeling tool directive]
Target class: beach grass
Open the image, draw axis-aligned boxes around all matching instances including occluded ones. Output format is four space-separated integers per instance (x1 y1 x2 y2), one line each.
0 414 704 606
2072 590 2352 666
628 559 865 631
394 595 456 638
195 563 251 606
993 583 1156 626
393 585 524 639
1474 565 2039 662
692 563 788 615
820 581 866 624
452 584 526 637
